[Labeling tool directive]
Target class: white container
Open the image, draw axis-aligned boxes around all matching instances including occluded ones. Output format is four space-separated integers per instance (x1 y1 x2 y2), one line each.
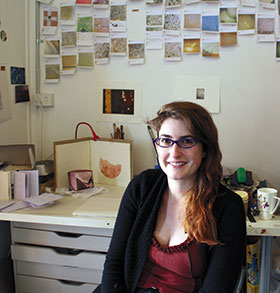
234 190 249 216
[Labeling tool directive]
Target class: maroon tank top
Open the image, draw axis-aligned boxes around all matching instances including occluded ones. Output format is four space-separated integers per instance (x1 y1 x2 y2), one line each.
137 237 202 292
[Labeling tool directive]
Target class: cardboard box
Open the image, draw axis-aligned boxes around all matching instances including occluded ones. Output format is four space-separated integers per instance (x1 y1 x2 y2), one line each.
0 144 35 170
0 144 36 199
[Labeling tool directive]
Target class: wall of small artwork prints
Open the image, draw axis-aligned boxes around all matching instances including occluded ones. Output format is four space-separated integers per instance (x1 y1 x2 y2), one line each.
31 0 280 190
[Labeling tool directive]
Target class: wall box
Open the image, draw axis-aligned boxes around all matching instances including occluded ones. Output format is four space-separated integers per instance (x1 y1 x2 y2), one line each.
54 137 133 188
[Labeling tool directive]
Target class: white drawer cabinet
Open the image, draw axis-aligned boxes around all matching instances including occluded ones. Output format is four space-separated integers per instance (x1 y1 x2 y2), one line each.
17 275 98 293
11 222 113 293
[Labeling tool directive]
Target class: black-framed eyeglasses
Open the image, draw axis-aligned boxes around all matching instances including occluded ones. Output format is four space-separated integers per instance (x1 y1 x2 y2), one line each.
153 137 200 149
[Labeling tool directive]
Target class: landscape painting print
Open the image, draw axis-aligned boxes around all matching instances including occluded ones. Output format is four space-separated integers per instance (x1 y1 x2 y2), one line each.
96 80 142 123
103 89 134 115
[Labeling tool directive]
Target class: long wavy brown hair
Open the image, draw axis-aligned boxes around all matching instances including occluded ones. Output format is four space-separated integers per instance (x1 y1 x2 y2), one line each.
147 101 223 245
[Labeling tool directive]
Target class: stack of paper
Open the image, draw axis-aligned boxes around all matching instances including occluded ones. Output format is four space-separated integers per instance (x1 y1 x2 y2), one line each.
24 193 63 207
0 193 63 213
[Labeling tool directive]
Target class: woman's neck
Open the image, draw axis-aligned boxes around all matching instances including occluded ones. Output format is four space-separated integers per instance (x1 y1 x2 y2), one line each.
167 178 194 200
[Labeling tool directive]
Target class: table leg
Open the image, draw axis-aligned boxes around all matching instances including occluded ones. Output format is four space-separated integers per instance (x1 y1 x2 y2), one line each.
260 236 273 293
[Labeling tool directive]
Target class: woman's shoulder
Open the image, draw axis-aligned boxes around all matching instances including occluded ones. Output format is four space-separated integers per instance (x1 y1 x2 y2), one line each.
131 168 165 185
217 184 244 202
213 184 245 216
122 168 166 206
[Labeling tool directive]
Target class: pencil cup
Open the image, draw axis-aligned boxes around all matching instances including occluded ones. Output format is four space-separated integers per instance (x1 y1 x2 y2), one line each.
257 188 280 220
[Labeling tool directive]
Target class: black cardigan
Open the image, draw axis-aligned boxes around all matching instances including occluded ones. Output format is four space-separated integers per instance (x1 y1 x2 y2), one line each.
97 169 246 293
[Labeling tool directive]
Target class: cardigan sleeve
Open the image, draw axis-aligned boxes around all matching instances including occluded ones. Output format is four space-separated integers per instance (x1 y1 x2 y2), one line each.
99 176 139 292
99 169 161 292
199 188 247 293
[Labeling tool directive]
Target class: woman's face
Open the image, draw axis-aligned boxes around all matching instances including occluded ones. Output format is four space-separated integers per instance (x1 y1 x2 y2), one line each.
156 118 204 186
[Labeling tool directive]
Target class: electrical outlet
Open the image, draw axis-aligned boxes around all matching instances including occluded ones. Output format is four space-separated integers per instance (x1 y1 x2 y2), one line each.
41 93 55 107
33 93 55 107
33 95 41 107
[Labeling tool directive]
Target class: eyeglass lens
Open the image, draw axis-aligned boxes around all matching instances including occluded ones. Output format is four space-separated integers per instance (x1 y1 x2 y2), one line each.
155 137 198 148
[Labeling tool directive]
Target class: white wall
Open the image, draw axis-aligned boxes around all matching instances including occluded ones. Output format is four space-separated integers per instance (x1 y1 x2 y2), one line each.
0 0 30 145
34 0 280 189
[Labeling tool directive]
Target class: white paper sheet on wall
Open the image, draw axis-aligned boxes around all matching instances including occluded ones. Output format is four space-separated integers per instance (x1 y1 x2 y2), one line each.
174 75 220 113
0 65 12 124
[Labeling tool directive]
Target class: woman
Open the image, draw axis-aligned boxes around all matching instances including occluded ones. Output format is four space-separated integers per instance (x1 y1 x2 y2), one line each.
97 101 246 292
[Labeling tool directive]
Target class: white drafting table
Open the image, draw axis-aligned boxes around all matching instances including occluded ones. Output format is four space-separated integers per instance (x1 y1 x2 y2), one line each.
0 186 278 293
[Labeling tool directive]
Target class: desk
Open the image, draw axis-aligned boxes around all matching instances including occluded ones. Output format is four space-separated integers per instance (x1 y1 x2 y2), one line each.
0 190 278 293
247 215 280 293
0 184 124 292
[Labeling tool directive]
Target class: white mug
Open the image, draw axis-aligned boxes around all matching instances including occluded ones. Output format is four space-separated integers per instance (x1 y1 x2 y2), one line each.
257 188 280 220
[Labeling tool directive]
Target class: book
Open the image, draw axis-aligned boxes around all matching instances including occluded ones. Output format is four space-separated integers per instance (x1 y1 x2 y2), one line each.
0 171 12 200
13 170 39 199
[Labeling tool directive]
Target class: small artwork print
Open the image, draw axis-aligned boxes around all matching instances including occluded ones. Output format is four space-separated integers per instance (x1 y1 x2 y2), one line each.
220 32 237 46
78 52 94 68
128 43 145 59
110 5 127 21
61 31 77 47
10 67 25 85
60 6 74 21
44 40 60 55
220 8 237 24
43 10 58 27
15 85 30 103
165 0 181 7
257 17 275 34
95 42 110 59
238 14 255 31
259 0 275 4
164 13 181 32
103 89 134 115
196 88 205 100
99 158 121 178
111 38 127 54
45 64 60 80
77 16 93 32
165 42 182 58
62 55 77 71
93 0 109 5
0 30 7 42
76 0 92 4
183 39 200 53
94 17 110 33
146 15 163 26
146 0 163 4
202 42 219 58
202 15 219 32
184 14 201 30
276 41 280 58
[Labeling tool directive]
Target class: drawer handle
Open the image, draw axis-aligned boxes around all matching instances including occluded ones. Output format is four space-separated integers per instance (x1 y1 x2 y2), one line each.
58 279 86 286
55 231 82 238
54 247 84 255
